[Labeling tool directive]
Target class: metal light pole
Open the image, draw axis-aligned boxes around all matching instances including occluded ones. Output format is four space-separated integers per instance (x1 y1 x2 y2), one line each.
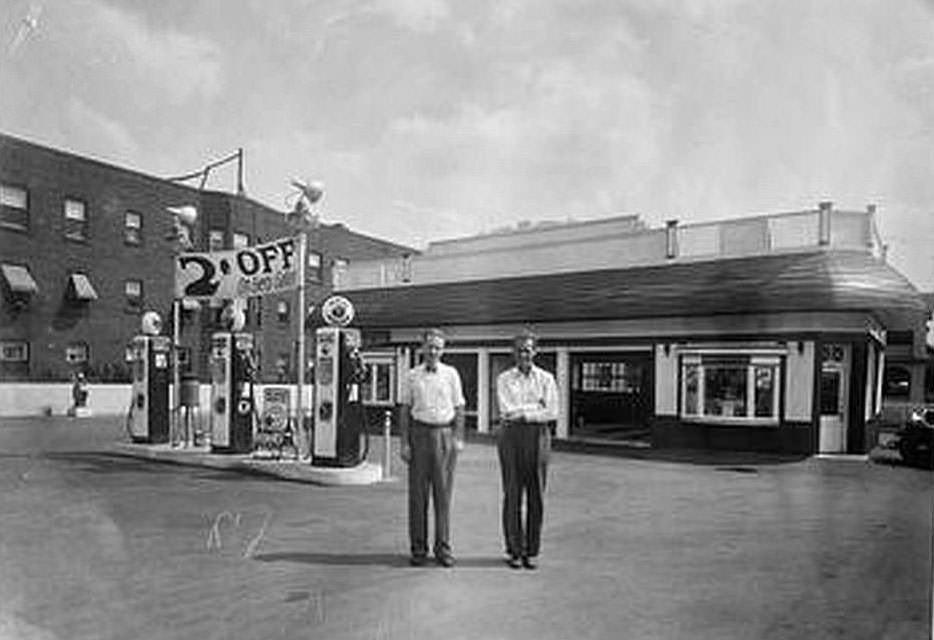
286 180 324 462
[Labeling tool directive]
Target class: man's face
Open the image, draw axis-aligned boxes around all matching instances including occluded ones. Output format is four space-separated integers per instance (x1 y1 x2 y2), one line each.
423 335 445 368
514 338 535 372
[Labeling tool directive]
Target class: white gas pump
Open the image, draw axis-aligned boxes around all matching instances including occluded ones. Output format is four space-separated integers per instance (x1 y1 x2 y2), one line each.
209 305 257 454
128 311 171 443
312 296 368 467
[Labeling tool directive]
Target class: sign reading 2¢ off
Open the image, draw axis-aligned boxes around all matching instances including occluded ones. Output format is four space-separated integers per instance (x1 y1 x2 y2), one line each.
174 236 299 302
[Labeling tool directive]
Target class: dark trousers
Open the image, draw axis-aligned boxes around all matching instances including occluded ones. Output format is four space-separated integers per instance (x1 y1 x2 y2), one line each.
497 421 551 558
408 423 458 558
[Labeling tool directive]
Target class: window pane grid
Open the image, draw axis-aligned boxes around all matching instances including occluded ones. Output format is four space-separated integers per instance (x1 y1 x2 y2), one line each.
0 184 28 229
0 341 29 362
681 355 780 422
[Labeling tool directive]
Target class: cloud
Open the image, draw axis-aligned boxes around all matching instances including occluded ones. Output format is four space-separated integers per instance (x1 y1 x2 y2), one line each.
375 0 451 31
65 97 139 158
80 0 223 105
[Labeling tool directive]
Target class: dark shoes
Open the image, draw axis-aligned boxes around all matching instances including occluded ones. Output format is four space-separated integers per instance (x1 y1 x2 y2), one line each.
410 554 455 568
409 555 429 567
506 554 538 570
435 554 455 568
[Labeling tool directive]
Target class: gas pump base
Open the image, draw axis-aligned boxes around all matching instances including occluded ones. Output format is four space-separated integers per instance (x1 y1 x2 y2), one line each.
113 442 385 486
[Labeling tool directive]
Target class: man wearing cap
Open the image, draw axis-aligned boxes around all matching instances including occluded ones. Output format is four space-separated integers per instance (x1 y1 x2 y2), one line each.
399 328 466 567
496 330 559 570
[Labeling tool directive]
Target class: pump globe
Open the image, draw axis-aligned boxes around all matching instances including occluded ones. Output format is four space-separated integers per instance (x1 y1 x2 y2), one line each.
140 311 163 335
219 305 246 332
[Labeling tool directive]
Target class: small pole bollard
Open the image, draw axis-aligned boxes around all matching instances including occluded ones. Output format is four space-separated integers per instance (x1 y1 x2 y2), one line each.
382 409 393 481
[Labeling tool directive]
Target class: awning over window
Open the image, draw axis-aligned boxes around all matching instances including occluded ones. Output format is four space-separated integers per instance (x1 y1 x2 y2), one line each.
68 273 98 301
1 263 38 295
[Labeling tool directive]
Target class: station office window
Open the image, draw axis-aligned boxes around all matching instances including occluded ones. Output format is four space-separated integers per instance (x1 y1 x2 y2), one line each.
883 365 911 399
0 183 29 230
64 198 88 241
361 358 394 405
681 354 781 423
125 279 143 311
124 211 142 245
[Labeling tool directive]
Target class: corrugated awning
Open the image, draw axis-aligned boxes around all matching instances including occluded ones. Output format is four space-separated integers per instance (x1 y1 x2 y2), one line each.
68 273 98 301
1 263 38 295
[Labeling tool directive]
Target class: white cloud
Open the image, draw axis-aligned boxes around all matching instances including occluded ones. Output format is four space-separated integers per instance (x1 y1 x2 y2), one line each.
82 0 223 105
65 97 139 158
376 0 451 31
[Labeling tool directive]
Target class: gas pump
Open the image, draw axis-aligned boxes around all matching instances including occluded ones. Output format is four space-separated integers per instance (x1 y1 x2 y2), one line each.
209 324 257 454
128 311 171 443
312 296 369 467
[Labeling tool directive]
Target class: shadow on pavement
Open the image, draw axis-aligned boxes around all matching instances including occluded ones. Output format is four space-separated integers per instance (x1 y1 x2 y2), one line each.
253 551 505 568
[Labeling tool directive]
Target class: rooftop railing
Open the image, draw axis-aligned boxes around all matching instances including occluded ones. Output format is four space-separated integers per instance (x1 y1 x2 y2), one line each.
337 203 883 291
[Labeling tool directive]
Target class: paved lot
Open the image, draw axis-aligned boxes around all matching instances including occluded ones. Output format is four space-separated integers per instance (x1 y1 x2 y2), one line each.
0 415 931 640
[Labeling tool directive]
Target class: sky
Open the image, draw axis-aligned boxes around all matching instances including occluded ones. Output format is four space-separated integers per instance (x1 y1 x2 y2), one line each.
1 0 933 289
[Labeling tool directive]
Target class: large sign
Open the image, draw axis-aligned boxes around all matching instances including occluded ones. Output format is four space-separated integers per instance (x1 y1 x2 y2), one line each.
175 236 298 301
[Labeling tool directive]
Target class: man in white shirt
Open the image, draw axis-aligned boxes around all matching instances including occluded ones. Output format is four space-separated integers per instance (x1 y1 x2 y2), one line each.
496 330 559 570
399 328 466 567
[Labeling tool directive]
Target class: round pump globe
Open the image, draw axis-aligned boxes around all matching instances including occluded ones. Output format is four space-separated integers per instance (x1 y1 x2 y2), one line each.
140 311 163 335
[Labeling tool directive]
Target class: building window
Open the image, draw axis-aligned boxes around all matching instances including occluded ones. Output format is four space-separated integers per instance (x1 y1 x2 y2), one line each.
361 359 394 404
276 300 290 323
64 198 88 241
232 232 249 250
0 340 29 362
331 257 348 286
0 183 29 230
883 365 911 399
125 279 143 311
253 297 263 327
681 355 781 423
578 361 640 392
65 341 89 364
308 252 322 282
208 229 225 251
124 211 142 245
275 353 291 382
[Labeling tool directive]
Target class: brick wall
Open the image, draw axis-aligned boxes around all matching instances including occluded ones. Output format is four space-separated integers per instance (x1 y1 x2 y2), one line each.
0 133 414 383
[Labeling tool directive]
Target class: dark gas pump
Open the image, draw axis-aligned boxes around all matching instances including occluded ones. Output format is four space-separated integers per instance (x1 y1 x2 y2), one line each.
312 296 369 467
209 305 257 454
127 311 171 443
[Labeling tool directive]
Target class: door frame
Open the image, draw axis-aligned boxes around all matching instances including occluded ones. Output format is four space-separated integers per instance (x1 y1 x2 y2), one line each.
818 344 850 454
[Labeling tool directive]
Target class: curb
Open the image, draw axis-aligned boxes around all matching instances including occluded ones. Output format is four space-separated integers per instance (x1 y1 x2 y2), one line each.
112 442 386 486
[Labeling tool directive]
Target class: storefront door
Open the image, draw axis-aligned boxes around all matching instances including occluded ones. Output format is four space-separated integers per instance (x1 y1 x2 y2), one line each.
818 344 850 453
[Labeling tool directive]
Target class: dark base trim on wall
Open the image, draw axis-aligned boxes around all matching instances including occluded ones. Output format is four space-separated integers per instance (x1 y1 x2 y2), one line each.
651 416 813 455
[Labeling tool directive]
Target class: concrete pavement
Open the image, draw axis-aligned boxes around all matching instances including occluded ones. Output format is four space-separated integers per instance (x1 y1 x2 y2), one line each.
0 414 931 640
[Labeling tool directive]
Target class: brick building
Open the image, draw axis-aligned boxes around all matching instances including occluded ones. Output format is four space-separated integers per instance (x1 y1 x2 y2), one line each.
0 133 413 383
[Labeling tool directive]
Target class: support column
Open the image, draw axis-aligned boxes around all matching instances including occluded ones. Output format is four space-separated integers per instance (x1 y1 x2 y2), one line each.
556 348 570 439
477 348 490 433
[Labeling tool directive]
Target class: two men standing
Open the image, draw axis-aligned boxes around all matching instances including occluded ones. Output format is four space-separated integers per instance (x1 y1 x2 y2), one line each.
399 327 557 571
